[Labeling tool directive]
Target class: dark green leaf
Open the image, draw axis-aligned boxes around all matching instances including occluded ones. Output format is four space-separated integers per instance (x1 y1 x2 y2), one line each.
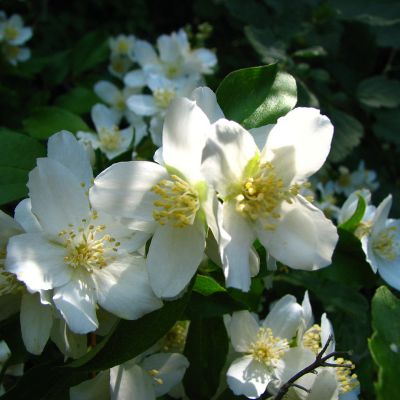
216 64 297 129
292 46 327 58
369 286 400 399
23 107 89 139
373 108 400 147
55 87 100 115
357 76 400 108
0 128 45 205
183 317 228 400
68 285 192 371
193 275 226 296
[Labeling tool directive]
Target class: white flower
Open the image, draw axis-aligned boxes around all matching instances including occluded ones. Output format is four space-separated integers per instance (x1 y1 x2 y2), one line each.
109 34 136 58
2 43 30 65
202 107 339 291
6 131 162 334
90 97 221 298
77 104 134 159
0 14 32 46
70 352 189 400
358 195 400 290
225 295 303 398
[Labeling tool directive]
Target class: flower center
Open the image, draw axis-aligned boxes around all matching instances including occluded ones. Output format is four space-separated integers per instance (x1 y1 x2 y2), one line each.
235 162 300 225
302 324 322 354
114 94 126 111
4 25 18 41
116 39 130 55
372 226 399 261
147 369 164 385
59 211 120 273
162 321 189 353
248 327 289 367
151 175 200 228
334 357 359 394
99 127 122 151
153 89 176 109
110 56 130 75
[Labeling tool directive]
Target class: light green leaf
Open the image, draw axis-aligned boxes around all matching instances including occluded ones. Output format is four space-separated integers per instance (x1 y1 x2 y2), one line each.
23 107 89 139
369 286 400 400
193 275 226 296
328 108 364 162
55 87 100 115
216 64 297 129
339 195 367 233
0 128 45 205
357 76 400 108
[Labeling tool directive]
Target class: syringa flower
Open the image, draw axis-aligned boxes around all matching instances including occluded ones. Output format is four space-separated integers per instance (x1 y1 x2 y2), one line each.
202 108 339 291
6 131 162 334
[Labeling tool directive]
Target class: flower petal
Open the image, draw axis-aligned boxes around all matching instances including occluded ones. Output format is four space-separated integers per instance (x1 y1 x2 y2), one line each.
70 370 110 400
256 196 338 270
263 294 303 339
227 355 270 399
93 255 162 320
90 161 168 221
53 274 98 334
6 233 71 291
124 69 147 88
229 310 260 352
134 39 158 67
162 97 210 182
189 87 224 123
47 131 93 188
20 292 53 355
141 353 189 397
147 221 206 298
127 94 158 116
92 104 121 131
14 198 41 233
202 119 258 196
28 158 90 236
263 108 334 182
94 80 120 105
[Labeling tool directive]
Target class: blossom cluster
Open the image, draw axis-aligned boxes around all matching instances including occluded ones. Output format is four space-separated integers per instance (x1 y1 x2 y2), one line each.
77 28 217 160
0 11 32 65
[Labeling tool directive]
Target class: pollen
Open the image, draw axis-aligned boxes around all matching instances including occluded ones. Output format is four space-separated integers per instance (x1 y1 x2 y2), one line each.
372 226 399 261
235 162 300 224
248 327 289 367
302 324 322 354
151 175 200 228
116 39 130 55
147 369 164 385
59 212 120 273
334 357 359 395
99 126 122 151
153 89 176 109
162 321 189 353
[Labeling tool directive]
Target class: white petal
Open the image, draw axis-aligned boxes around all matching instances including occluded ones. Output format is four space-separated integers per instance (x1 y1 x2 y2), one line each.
6 233 71 291
221 203 255 292
189 86 224 123
376 256 400 291
53 275 98 334
263 108 334 182
249 124 274 151
263 295 303 339
0 209 23 248
202 119 258 196
229 310 260 352
147 222 206 298
134 39 158 67
149 115 163 147
77 131 101 150
127 95 158 116
361 235 380 273
141 353 189 397
14 198 41 233
20 292 53 355
47 131 93 188
162 97 209 182
92 104 121 131
321 313 335 354
190 49 217 73
90 161 168 221
371 195 392 234
157 34 180 64
308 369 339 400
110 364 154 400
301 291 314 330
11 27 32 46
28 158 90 236
227 355 270 399
124 69 147 88
70 370 110 400
256 196 338 270
93 255 162 319
94 81 121 105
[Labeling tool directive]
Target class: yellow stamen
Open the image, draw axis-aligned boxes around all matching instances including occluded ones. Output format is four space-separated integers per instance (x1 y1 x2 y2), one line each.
153 89 176 109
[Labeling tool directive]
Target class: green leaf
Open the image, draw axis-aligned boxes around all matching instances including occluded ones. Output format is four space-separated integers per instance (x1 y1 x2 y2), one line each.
0 128 45 205
216 64 297 129
183 317 228 400
357 76 400 108
328 108 363 162
23 107 89 139
292 46 327 58
339 195 367 233
369 286 400 399
193 275 226 296
373 108 400 147
71 31 109 76
55 87 100 115
68 285 192 371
